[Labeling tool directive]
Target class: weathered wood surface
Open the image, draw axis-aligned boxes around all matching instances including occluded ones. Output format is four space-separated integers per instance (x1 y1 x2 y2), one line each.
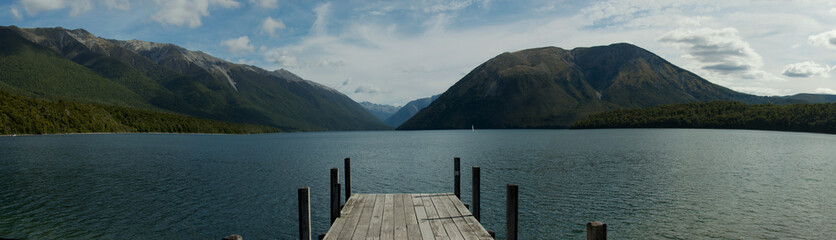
323 193 493 240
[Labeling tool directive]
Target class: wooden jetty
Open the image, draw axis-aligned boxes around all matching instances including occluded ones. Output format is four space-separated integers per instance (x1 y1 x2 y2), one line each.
323 193 492 240
297 157 608 240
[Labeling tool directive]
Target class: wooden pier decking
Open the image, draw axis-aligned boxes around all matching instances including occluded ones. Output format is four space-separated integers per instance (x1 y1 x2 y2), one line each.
323 193 493 240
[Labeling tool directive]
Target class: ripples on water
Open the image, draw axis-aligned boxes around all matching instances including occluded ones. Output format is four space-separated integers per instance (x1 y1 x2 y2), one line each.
1 129 835 239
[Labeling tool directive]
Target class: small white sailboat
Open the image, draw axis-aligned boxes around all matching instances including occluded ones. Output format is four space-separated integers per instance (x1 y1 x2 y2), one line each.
472 125 475 133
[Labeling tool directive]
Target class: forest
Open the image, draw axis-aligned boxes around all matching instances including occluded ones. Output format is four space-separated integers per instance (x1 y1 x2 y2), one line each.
0 90 280 135
570 101 836 134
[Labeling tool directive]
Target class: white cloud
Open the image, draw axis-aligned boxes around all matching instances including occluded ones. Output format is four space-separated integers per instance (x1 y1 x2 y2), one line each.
264 48 300 68
102 0 130 11
731 86 788 96
814 88 836 94
213 0 240 8
249 0 277 9
152 0 241 28
354 84 390 94
808 30 836 50
221 36 255 54
311 2 331 36
18 0 102 16
20 0 64 15
658 26 768 80
423 13 454 34
577 0 714 29
261 17 286 37
423 0 477 13
782 61 831 78
10 7 22 20
68 0 93 16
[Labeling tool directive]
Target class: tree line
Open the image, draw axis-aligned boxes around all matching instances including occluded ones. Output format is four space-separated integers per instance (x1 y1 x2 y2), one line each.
570 101 836 134
0 90 280 135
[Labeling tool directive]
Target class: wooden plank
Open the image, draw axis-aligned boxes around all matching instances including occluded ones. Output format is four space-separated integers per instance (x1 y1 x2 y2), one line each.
324 193 359 240
447 194 494 239
421 193 449 239
412 194 435 240
352 194 377 239
430 193 465 240
441 194 479 240
393 194 408 239
380 194 395 239
367 194 385 238
340 193 360 217
403 194 422 240
337 195 367 240
324 214 348 240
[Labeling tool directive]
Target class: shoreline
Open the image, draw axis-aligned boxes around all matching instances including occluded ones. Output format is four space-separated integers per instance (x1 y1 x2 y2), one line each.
0 131 282 137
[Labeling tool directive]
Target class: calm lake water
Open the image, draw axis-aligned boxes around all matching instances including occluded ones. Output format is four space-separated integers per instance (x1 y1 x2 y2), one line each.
1 129 835 239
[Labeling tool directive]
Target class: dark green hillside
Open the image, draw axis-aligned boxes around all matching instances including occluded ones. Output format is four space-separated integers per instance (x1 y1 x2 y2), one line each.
0 91 279 134
570 101 836 134
2 26 388 131
399 43 788 130
0 27 152 108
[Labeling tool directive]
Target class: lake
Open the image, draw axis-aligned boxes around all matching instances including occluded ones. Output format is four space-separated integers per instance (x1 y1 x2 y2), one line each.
1 129 835 239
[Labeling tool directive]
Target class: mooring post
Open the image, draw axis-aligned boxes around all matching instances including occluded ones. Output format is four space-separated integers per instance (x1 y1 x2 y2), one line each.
472 166 481 221
587 221 607 240
330 167 340 225
506 183 518 240
298 187 311 240
454 157 461 199
344 158 351 201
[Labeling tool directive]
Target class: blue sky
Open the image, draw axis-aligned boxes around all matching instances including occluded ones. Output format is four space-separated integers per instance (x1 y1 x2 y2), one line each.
3 0 836 105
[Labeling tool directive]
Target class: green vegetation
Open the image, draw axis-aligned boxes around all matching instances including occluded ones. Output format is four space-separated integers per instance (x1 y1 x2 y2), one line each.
570 101 836 134
0 27 154 109
0 91 280 135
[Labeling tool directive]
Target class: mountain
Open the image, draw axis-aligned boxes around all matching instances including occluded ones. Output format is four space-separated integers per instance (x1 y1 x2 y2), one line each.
1 26 389 131
359 102 400 121
783 93 836 103
399 43 785 130
384 95 440 127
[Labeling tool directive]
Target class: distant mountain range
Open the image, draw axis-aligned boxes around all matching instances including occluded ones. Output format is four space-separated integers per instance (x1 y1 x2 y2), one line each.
360 95 441 127
359 102 400 121
399 43 810 130
0 26 389 131
385 95 440 127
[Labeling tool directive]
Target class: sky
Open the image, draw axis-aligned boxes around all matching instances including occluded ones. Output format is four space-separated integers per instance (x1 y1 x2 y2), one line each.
2 0 836 106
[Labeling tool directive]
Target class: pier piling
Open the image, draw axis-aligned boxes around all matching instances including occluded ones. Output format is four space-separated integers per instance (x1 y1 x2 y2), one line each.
297 187 311 240
586 221 607 240
472 166 481 221
330 168 340 225
506 183 518 240
454 157 461 199
344 158 351 200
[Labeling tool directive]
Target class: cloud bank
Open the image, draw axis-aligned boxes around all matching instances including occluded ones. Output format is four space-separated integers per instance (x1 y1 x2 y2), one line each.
782 61 831 78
